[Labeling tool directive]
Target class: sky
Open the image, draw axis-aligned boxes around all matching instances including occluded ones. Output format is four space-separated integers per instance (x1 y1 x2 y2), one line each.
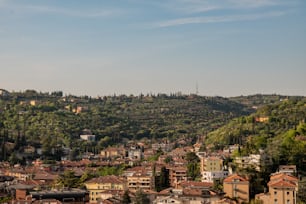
0 0 306 97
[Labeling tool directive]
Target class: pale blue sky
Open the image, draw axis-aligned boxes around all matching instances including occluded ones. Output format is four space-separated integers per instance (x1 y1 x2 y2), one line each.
1 0 305 97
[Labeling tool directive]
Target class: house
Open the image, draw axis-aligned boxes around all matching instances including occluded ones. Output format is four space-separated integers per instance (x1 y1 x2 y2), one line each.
80 134 96 141
32 171 58 186
154 187 223 204
234 152 271 172
127 172 155 191
202 171 229 183
5 168 31 181
85 175 126 203
100 147 126 159
200 156 228 183
255 173 298 204
128 146 143 160
223 174 250 204
179 181 213 190
99 190 124 201
152 142 174 152
200 156 223 172
153 196 183 204
168 166 188 188
278 165 297 176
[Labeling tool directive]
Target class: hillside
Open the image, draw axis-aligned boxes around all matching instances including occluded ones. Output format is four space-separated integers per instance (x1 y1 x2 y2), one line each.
0 90 252 162
205 97 306 170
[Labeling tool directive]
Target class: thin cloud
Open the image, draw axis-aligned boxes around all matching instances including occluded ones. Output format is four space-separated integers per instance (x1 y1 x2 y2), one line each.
156 11 287 28
1 2 122 18
157 0 297 14
23 5 120 18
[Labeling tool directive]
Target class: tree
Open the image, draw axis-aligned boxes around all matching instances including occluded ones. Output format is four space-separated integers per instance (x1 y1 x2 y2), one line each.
155 166 170 192
186 152 200 180
122 190 131 204
134 189 150 204
56 170 80 188
187 162 200 180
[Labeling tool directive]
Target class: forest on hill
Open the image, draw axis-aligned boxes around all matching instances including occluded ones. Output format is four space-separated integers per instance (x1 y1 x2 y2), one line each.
0 89 305 165
0 90 251 162
206 97 306 171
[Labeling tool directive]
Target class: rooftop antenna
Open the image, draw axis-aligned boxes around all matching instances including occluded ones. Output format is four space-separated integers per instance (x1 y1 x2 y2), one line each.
196 82 199 95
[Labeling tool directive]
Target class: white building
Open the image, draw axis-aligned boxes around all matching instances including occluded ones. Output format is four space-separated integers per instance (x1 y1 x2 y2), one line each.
201 171 229 183
80 134 96 141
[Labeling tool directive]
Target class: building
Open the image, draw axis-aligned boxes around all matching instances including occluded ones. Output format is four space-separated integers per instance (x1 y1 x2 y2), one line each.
100 147 126 159
200 157 224 172
278 165 297 176
85 175 126 203
202 171 229 183
168 167 188 187
30 189 89 204
127 172 154 191
152 142 174 152
223 174 250 204
234 153 272 172
128 146 143 160
200 156 228 183
255 173 298 204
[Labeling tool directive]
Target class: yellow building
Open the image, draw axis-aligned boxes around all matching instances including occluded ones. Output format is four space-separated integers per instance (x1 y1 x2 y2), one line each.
223 174 250 204
256 173 298 204
100 147 126 159
85 175 126 203
127 172 154 191
201 156 223 172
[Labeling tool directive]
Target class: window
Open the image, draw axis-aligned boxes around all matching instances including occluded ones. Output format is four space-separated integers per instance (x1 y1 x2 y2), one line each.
287 191 290 195
274 191 277 195
274 199 278 204
287 200 290 204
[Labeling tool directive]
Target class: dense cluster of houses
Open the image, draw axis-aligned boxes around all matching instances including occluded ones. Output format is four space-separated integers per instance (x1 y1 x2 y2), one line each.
0 140 301 204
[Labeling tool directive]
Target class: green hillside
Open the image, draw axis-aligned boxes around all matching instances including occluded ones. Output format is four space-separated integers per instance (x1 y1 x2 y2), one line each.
0 90 251 162
206 97 306 170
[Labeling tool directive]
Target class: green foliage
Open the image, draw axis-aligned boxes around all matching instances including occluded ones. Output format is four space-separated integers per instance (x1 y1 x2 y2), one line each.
187 162 200 181
186 152 200 163
0 91 253 162
97 165 126 176
164 156 173 164
155 166 170 192
122 190 131 204
56 170 80 188
134 189 150 204
0 196 12 203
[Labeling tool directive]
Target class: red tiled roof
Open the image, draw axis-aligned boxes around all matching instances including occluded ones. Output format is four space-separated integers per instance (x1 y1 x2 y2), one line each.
183 188 203 196
223 174 248 183
268 180 296 188
180 181 213 188
270 173 298 182
86 175 126 184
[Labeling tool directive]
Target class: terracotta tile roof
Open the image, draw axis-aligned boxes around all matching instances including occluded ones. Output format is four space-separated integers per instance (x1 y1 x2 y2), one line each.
268 173 298 189
223 174 248 183
183 188 203 196
33 172 58 181
270 173 298 182
180 181 213 188
268 180 297 188
86 175 126 184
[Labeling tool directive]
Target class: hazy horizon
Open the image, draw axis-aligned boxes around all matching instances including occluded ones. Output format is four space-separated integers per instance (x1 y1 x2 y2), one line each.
1 0 306 97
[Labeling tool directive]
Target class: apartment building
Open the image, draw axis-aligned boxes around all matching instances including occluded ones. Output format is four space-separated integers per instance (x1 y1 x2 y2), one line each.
256 173 298 204
223 174 250 204
85 175 126 202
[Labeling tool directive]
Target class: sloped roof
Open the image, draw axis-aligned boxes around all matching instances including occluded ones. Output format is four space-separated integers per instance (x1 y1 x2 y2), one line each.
223 174 248 183
268 180 296 188
86 175 126 184
180 181 213 189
